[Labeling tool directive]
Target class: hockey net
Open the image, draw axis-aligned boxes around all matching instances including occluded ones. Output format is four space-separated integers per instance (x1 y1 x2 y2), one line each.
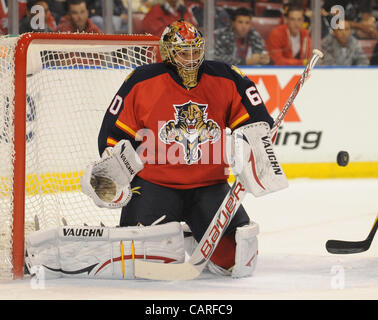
0 33 160 279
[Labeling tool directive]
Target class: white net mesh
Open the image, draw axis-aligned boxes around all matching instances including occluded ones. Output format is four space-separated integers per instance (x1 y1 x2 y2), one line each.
0 34 158 279
0 36 17 280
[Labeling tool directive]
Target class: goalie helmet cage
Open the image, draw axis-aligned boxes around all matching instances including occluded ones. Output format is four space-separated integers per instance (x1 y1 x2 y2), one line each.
0 32 160 279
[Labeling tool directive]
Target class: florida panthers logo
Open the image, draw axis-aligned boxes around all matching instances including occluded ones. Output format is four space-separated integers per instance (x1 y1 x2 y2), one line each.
159 101 221 164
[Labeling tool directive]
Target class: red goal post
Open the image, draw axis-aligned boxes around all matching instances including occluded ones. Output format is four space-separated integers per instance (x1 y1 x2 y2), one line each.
0 33 160 279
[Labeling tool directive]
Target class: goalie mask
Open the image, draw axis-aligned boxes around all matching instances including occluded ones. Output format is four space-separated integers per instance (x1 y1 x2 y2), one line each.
160 20 205 88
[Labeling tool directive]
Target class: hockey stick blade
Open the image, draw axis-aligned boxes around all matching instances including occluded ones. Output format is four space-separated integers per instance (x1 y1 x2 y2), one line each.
326 215 378 254
325 239 372 254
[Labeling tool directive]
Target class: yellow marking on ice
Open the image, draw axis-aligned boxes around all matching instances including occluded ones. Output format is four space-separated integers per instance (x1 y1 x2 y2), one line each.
281 162 378 179
0 172 83 197
0 162 377 198
227 162 378 182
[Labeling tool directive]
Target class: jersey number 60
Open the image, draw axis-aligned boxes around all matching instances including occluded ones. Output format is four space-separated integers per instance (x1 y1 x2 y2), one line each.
109 95 123 115
246 86 262 106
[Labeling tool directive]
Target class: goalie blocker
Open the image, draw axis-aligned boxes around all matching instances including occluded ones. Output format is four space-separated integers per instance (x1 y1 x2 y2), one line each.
230 122 288 197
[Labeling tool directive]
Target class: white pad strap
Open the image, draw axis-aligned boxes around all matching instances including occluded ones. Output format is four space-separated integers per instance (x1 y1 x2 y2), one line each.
25 222 184 280
81 140 144 208
231 122 288 197
232 222 259 278
206 222 259 278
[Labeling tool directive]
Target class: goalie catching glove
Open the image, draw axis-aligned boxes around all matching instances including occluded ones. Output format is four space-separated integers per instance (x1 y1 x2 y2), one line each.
81 140 144 208
230 122 288 197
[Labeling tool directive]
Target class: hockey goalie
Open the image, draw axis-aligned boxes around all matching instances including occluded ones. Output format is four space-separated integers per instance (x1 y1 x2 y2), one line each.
25 20 288 280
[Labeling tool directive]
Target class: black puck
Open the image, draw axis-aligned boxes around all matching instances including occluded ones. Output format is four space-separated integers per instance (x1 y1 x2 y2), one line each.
337 151 349 166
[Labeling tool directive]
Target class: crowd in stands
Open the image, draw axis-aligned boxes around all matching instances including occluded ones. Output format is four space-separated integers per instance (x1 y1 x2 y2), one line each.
0 0 377 65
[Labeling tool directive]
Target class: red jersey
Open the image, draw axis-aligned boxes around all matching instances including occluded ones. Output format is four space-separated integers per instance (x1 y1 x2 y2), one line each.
0 0 26 34
141 3 197 37
266 24 312 66
98 61 273 189
56 15 102 33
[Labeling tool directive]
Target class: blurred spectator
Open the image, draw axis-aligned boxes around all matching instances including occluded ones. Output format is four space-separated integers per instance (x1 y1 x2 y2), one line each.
287 0 339 39
370 42 378 65
186 0 230 31
123 0 154 13
137 0 154 13
283 0 311 29
0 0 4 34
19 0 56 33
57 0 102 33
322 0 377 39
48 0 67 25
87 0 128 33
321 20 369 65
214 7 269 65
266 3 311 65
141 0 197 37
0 0 27 34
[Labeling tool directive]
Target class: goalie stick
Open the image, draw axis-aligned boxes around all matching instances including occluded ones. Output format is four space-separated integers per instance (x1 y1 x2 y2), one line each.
134 49 324 280
326 215 378 254
271 49 323 138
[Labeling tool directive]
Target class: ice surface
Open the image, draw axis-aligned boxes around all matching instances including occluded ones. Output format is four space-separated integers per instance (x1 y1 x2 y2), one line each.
1 178 377 300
